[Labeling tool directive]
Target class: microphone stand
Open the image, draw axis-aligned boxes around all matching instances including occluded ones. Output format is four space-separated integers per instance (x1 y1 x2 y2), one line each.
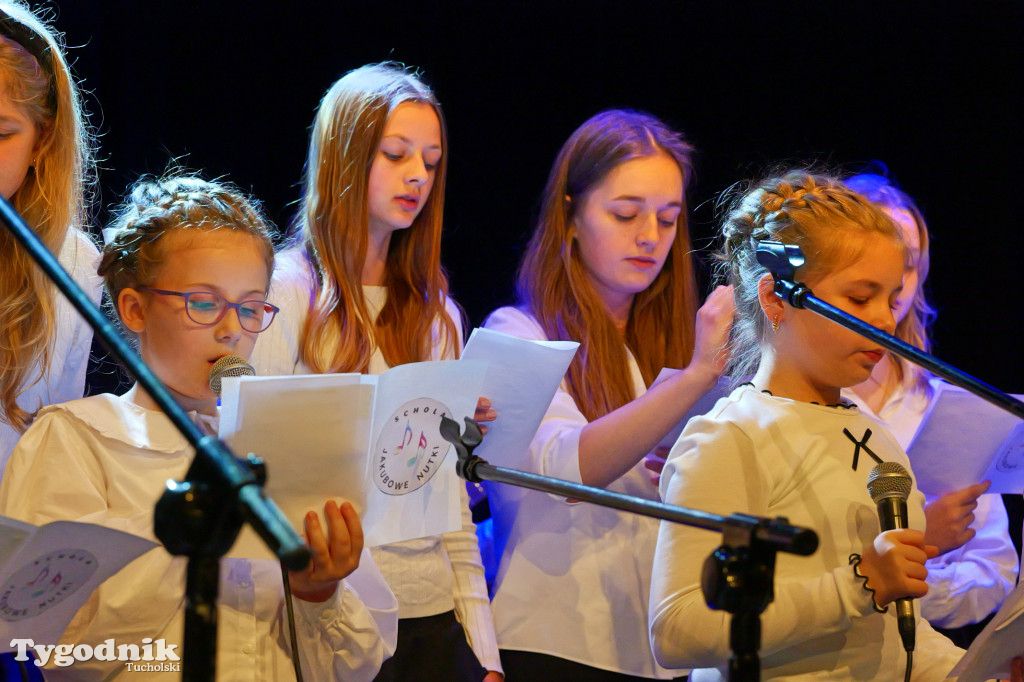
755 241 1024 420
0 197 310 681
440 416 819 682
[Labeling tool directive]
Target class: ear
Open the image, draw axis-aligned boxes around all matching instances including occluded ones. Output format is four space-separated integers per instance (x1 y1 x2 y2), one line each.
756 273 786 326
117 288 148 334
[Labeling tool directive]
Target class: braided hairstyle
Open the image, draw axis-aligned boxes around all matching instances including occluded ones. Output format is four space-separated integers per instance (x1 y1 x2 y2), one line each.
718 170 902 380
99 175 275 333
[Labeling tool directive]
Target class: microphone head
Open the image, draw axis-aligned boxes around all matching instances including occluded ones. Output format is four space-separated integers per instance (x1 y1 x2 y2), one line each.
209 355 255 397
866 461 913 503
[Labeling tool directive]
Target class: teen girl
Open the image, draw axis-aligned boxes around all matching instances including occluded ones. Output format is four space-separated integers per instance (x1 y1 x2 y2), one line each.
843 172 1017 641
482 109 734 680
0 1 99 475
648 170 1022 679
0 175 397 680
249 63 502 682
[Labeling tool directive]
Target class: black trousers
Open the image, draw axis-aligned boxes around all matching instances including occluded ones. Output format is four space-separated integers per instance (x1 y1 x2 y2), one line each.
500 650 688 682
374 610 488 682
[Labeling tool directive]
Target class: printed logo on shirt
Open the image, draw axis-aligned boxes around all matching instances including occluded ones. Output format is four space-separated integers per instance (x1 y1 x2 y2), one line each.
8 638 180 670
0 550 98 621
373 397 453 495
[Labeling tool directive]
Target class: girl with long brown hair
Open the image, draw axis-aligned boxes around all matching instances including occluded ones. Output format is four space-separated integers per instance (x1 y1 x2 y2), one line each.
251 63 502 682
482 109 733 680
0 1 98 475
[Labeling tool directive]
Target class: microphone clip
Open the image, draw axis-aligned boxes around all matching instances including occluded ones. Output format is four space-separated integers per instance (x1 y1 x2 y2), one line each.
755 240 812 309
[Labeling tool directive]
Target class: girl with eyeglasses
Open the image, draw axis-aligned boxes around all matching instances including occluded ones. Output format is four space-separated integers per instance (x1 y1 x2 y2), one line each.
0 174 398 681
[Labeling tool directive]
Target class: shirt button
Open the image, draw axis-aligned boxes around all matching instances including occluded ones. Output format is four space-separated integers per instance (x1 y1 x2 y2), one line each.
239 581 251 588
242 643 255 655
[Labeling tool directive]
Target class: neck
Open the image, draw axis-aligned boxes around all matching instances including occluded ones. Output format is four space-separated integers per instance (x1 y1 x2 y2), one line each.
363 227 391 286
752 353 842 405
126 383 218 417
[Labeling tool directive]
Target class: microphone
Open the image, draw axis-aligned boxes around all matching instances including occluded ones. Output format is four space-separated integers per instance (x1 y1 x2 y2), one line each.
209 355 255 398
866 461 915 653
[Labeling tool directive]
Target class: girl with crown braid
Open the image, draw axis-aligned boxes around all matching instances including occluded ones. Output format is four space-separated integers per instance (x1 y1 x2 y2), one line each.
0 174 397 680
0 1 99 478
649 170 1024 680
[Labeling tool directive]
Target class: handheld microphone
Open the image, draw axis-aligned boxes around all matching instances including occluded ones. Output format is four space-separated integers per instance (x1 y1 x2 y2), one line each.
209 355 255 398
866 461 916 653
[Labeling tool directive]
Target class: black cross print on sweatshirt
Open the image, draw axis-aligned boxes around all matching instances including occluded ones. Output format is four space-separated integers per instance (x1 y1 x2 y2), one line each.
843 428 884 471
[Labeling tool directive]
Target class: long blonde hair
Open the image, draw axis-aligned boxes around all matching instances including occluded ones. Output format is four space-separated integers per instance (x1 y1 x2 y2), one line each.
846 172 935 395
515 110 698 423
0 1 95 431
295 62 457 373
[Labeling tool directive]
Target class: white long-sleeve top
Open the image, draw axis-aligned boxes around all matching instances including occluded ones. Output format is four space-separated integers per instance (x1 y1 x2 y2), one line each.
0 393 397 681
0 229 101 477
249 249 502 675
482 305 686 679
842 379 1019 628
650 385 965 681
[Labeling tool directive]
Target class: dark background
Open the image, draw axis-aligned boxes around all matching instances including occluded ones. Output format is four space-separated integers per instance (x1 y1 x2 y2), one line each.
51 2 1022 549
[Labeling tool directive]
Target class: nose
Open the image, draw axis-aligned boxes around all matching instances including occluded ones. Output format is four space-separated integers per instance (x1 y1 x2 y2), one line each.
214 307 246 344
874 301 898 335
636 214 659 250
405 155 429 186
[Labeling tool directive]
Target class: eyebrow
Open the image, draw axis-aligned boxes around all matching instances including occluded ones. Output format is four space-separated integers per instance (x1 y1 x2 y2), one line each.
186 284 267 299
610 195 683 208
380 134 442 150
846 280 904 295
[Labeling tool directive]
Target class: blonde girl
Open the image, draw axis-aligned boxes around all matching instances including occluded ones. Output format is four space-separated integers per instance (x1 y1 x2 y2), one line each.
250 63 502 682
0 1 98 474
649 170 1005 680
843 172 1017 641
0 174 397 680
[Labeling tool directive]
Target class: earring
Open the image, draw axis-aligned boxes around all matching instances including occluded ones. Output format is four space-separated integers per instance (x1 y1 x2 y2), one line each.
772 315 780 332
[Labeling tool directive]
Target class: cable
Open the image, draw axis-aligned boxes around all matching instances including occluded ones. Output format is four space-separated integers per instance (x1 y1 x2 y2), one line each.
281 566 305 682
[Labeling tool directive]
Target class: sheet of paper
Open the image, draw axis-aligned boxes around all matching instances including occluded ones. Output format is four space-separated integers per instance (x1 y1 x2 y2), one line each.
461 327 578 469
220 373 374 558
362 360 487 547
948 577 1024 681
221 361 487 556
907 382 1024 495
651 370 735 449
0 518 155 651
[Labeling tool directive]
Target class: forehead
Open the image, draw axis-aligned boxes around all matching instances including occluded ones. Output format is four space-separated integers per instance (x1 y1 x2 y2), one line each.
591 153 683 201
155 229 269 283
382 101 441 143
827 232 904 285
887 207 921 252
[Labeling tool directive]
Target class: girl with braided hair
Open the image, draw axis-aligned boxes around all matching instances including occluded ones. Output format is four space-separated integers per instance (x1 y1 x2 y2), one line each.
0 1 99 477
649 170 1021 679
482 109 734 680
0 174 397 680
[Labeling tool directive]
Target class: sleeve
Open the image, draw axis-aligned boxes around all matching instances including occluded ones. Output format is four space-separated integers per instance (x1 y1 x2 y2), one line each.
0 412 185 681
483 306 586 484
648 416 880 670
920 493 1019 628
251 251 311 377
442 484 502 674
440 299 501 673
290 549 399 682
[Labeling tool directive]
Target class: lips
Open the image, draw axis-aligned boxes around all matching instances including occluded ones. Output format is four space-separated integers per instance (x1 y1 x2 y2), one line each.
395 194 419 211
626 257 657 270
861 350 884 363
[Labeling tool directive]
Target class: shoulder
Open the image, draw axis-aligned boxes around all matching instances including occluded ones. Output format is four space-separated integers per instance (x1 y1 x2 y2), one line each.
271 248 316 299
482 306 547 341
58 228 102 299
33 394 186 452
